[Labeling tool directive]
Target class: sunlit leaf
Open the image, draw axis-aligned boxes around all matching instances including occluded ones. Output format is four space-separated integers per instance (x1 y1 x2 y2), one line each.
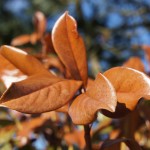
0 45 50 76
52 12 88 86
69 73 117 125
11 34 31 46
34 11 46 39
0 74 82 113
103 67 150 118
123 57 145 72
0 54 26 88
86 78 94 90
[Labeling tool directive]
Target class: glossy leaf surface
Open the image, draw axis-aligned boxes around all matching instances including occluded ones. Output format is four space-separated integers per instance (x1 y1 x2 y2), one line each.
52 12 88 86
0 45 49 76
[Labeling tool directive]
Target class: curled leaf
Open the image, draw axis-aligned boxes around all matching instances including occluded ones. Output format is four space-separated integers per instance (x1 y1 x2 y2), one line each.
0 74 82 113
69 73 117 125
52 12 88 86
103 67 150 118
0 45 49 76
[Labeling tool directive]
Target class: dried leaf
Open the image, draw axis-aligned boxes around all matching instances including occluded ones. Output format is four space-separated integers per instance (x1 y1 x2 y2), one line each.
64 129 85 149
52 12 88 86
0 116 49 146
0 74 82 113
103 67 150 118
69 73 117 125
17 117 47 138
43 55 65 75
123 57 145 72
34 11 46 39
11 34 31 46
0 55 26 88
56 103 69 113
30 32 38 44
86 78 94 90
0 45 50 76
41 33 55 55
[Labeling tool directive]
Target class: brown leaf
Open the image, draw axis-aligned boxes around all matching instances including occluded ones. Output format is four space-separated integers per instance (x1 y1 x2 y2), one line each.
0 74 82 113
86 78 94 90
11 34 31 46
0 54 26 88
64 129 85 149
17 117 47 138
30 32 39 44
52 12 88 86
56 103 69 113
0 45 50 76
123 56 145 72
59 78 94 114
34 11 47 39
103 67 150 118
41 33 55 55
43 55 65 75
69 73 117 125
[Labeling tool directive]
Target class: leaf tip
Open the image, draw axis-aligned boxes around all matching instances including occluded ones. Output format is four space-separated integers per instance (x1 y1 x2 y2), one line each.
0 45 27 56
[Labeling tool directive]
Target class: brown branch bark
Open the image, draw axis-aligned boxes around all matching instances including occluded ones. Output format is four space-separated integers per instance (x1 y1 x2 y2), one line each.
84 124 92 150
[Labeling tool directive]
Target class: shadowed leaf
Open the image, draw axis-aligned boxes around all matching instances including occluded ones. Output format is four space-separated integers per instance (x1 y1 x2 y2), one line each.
0 45 50 76
42 33 55 55
0 74 82 113
103 67 150 118
100 138 142 150
43 55 65 75
69 73 117 125
52 12 88 86
56 103 69 113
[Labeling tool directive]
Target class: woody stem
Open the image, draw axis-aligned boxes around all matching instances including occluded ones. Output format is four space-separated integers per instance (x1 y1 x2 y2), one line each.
84 124 92 150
